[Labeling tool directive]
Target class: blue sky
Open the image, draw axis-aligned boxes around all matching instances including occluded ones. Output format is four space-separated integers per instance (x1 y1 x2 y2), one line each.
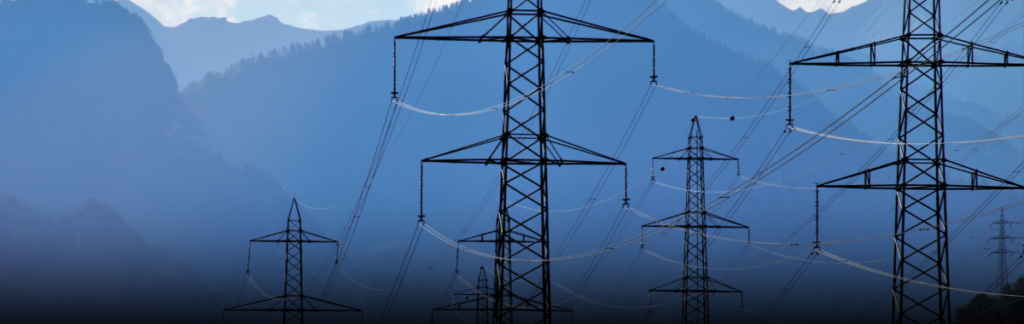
127 0 867 30
128 0 461 30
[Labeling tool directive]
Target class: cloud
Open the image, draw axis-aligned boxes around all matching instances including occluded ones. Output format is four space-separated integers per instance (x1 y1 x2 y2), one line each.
413 0 462 13
297 10 319 30
776 0 868 14
128 0 238 27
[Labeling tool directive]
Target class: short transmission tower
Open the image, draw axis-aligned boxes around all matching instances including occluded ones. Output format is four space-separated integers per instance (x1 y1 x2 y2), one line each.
224 199 361 323
990 209 1021 290
397 1 653 323
644 117 747 324
432 266 492 324
791 1 1024 323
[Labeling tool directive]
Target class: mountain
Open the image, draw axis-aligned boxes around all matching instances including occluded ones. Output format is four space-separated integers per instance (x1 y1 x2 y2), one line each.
3 0 1020 323
669 0 1023 150
714 0 902 52
0 0 293 301
179 1 1023 323
119 0 389 88
714 0 1024 120
0 194 222 324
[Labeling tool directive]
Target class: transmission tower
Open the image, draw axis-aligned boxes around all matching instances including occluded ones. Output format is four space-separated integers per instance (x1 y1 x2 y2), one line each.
790 1 1024 323
433 266 492 323
397 2 652 323
224 198 361 323
990 209 1021 290
643 116 747 324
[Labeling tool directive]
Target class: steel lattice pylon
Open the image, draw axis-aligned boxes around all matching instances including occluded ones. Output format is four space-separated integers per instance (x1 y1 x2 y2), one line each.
791 1 1024 323
990 210 1021 290
643 117 747 324
397 1 652 323
432 266 493 324
223 199 361 323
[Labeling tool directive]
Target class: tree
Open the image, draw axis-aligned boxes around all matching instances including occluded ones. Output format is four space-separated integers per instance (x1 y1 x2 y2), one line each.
955 274 1024 323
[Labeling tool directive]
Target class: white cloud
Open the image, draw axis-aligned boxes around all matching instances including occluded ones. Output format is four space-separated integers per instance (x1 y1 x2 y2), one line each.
129 0 238 27
413 0 462 13
126 0 469 31
776 0 868 14
297 11 319 29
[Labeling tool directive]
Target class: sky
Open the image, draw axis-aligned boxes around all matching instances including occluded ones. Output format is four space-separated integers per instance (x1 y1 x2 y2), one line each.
777 0 869 13
128 0 460 30
127 0 868 31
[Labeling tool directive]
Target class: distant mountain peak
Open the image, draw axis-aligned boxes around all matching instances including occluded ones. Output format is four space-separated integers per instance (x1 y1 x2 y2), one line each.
177 16 229 28
252 15 281 24
173 15 291 29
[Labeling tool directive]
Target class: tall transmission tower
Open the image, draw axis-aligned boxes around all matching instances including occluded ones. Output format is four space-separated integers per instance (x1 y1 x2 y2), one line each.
224 199 361 323
643 117 747 324
395 1 651 321
790 1 1024 323
990 209 1021 290
396 2 653 323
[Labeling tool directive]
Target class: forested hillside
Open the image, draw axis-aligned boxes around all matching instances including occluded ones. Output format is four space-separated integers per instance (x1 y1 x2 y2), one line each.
0 0 291 307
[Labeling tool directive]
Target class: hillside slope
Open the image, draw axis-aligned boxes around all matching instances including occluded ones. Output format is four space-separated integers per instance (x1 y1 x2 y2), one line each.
0 0 291 301
0 194 222 323
119 0 389 88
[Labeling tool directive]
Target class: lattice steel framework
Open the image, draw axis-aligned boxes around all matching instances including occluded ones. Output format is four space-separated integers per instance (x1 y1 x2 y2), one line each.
643 117 747 324
433 266 493 324
791 1 1024 323
397 1 652 323
224 199 361 323
990 210 1021 290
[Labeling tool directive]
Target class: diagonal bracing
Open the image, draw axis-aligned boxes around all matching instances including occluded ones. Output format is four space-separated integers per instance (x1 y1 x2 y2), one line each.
398 1 653 323
223 199 361 324
790 1 1024 323
644 117 747 324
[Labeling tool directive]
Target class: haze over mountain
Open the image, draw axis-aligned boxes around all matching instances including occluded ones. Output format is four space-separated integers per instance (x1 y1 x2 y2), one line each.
0 195 221 324
1 0 292 314
180 0 1023 322
119 0 387 88
2 0 1021 323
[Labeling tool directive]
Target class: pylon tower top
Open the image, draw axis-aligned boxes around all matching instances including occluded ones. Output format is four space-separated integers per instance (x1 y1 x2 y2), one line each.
791 1 1024 323
644 117 747 324
400 2 653 323
223 199 361 324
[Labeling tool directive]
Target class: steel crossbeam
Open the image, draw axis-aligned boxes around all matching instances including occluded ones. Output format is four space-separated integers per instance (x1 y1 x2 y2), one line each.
223 199 361 323
400 1 652 323
791 1 1024 323
643 117 747 324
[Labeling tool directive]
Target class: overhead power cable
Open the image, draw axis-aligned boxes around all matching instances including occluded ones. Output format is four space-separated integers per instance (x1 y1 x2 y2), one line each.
245 273 285 301
734 177 816 190
695 109 787 120
789 126 1024 145
514 179 647 212
628 206 932 247
818 250 1024 298
377 221 425 323
393 0 664 118
755 252 816 324
419 222 661 262
295 191 359 211
654 71 897 99
552 281 680 310
642 249 792 270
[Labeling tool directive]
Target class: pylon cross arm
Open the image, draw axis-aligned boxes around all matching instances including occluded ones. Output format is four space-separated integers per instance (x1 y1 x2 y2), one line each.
790 35 1024 67
422 135 625 166
395 9 652 44
816 160 1024 190
653 146 738 161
